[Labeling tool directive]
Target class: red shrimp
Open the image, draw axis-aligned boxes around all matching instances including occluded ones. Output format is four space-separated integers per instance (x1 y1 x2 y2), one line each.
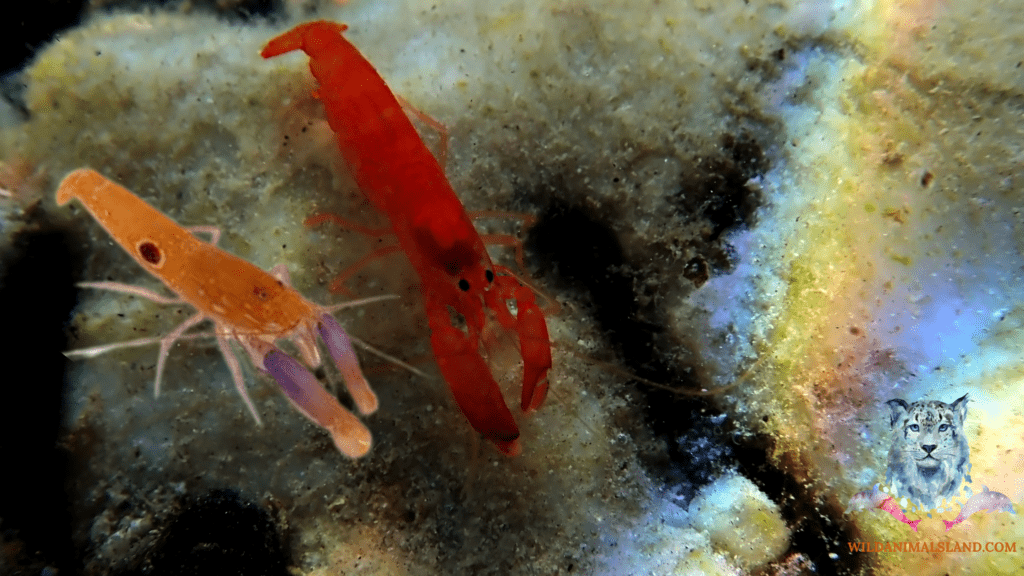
262 21 551 455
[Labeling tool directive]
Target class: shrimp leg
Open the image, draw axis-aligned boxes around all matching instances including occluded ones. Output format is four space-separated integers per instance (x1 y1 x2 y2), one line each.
481 272 552 412
215 330 262 424
153 311 208 399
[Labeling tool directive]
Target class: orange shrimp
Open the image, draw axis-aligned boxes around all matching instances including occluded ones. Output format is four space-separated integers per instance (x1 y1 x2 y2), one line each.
262 21 551 456
58 168 396 458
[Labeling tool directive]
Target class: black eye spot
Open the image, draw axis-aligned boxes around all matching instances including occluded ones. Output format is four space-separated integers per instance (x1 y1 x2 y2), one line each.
485 270 494 283
139 242 161 264
458 279 470 291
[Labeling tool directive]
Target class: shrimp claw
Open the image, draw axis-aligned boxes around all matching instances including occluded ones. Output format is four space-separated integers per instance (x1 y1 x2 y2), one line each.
428 306 521 456
318 312 378 415
509 284 551 412
264 348 372 458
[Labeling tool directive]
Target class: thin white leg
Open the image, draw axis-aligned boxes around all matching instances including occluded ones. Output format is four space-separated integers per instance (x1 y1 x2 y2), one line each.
215 331 263 425
153 312 208 398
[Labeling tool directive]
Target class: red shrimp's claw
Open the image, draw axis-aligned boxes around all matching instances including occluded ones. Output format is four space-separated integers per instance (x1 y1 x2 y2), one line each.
487 274 552 413
261 21 348 59
428 302 522 456
511 286 551 412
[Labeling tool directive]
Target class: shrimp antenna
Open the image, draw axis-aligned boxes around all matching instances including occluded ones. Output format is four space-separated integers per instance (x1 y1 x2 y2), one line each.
324 293 399 312
347 334 429 379
64 331 215 359
66 295 421 377
553 343 759 397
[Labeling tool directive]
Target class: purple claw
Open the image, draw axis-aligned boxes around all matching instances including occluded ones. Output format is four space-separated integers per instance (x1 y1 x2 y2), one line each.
318 313 379 415
263 348 372 458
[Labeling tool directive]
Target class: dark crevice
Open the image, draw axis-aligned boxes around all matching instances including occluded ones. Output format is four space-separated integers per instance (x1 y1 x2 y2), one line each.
523 134 862 575
670 133 766 244
0 229 82 574
2 0 284 118
90 1 285 22
127 489 289 576
524 195 724 486
733 438 865 575
0 1 84 77
525 201 670 376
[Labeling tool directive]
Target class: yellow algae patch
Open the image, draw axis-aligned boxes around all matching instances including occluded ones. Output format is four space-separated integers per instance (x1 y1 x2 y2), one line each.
749 4 1024 569
687 475 790 570
853 0 1024 92
745 55 899 479
301 520 416 576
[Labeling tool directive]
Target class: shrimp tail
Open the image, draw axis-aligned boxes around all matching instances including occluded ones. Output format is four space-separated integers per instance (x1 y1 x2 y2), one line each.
263 348 372 458
260 20 349 59
428 308 522 456
317 312 379 415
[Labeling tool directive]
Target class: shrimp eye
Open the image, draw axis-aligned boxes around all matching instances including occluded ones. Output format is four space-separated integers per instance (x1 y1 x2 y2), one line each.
485 270 494 283
137 240 164 267
458 279 470 292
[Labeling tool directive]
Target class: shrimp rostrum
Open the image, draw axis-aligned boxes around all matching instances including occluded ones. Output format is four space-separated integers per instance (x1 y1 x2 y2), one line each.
58 168 386 458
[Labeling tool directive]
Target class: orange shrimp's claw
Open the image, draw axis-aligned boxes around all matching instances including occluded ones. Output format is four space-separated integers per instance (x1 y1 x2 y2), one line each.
263 347 373 458
428 305 522 456
317 312 378 415
261 20 349 59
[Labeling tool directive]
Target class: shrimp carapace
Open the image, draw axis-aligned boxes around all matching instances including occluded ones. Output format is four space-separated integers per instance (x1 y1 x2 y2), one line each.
262 21 552 455
58 168 386 458
263 21 491 298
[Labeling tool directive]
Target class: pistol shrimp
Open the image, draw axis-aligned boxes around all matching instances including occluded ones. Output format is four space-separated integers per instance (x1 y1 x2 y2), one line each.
58 168 409 458
262 21 551 456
